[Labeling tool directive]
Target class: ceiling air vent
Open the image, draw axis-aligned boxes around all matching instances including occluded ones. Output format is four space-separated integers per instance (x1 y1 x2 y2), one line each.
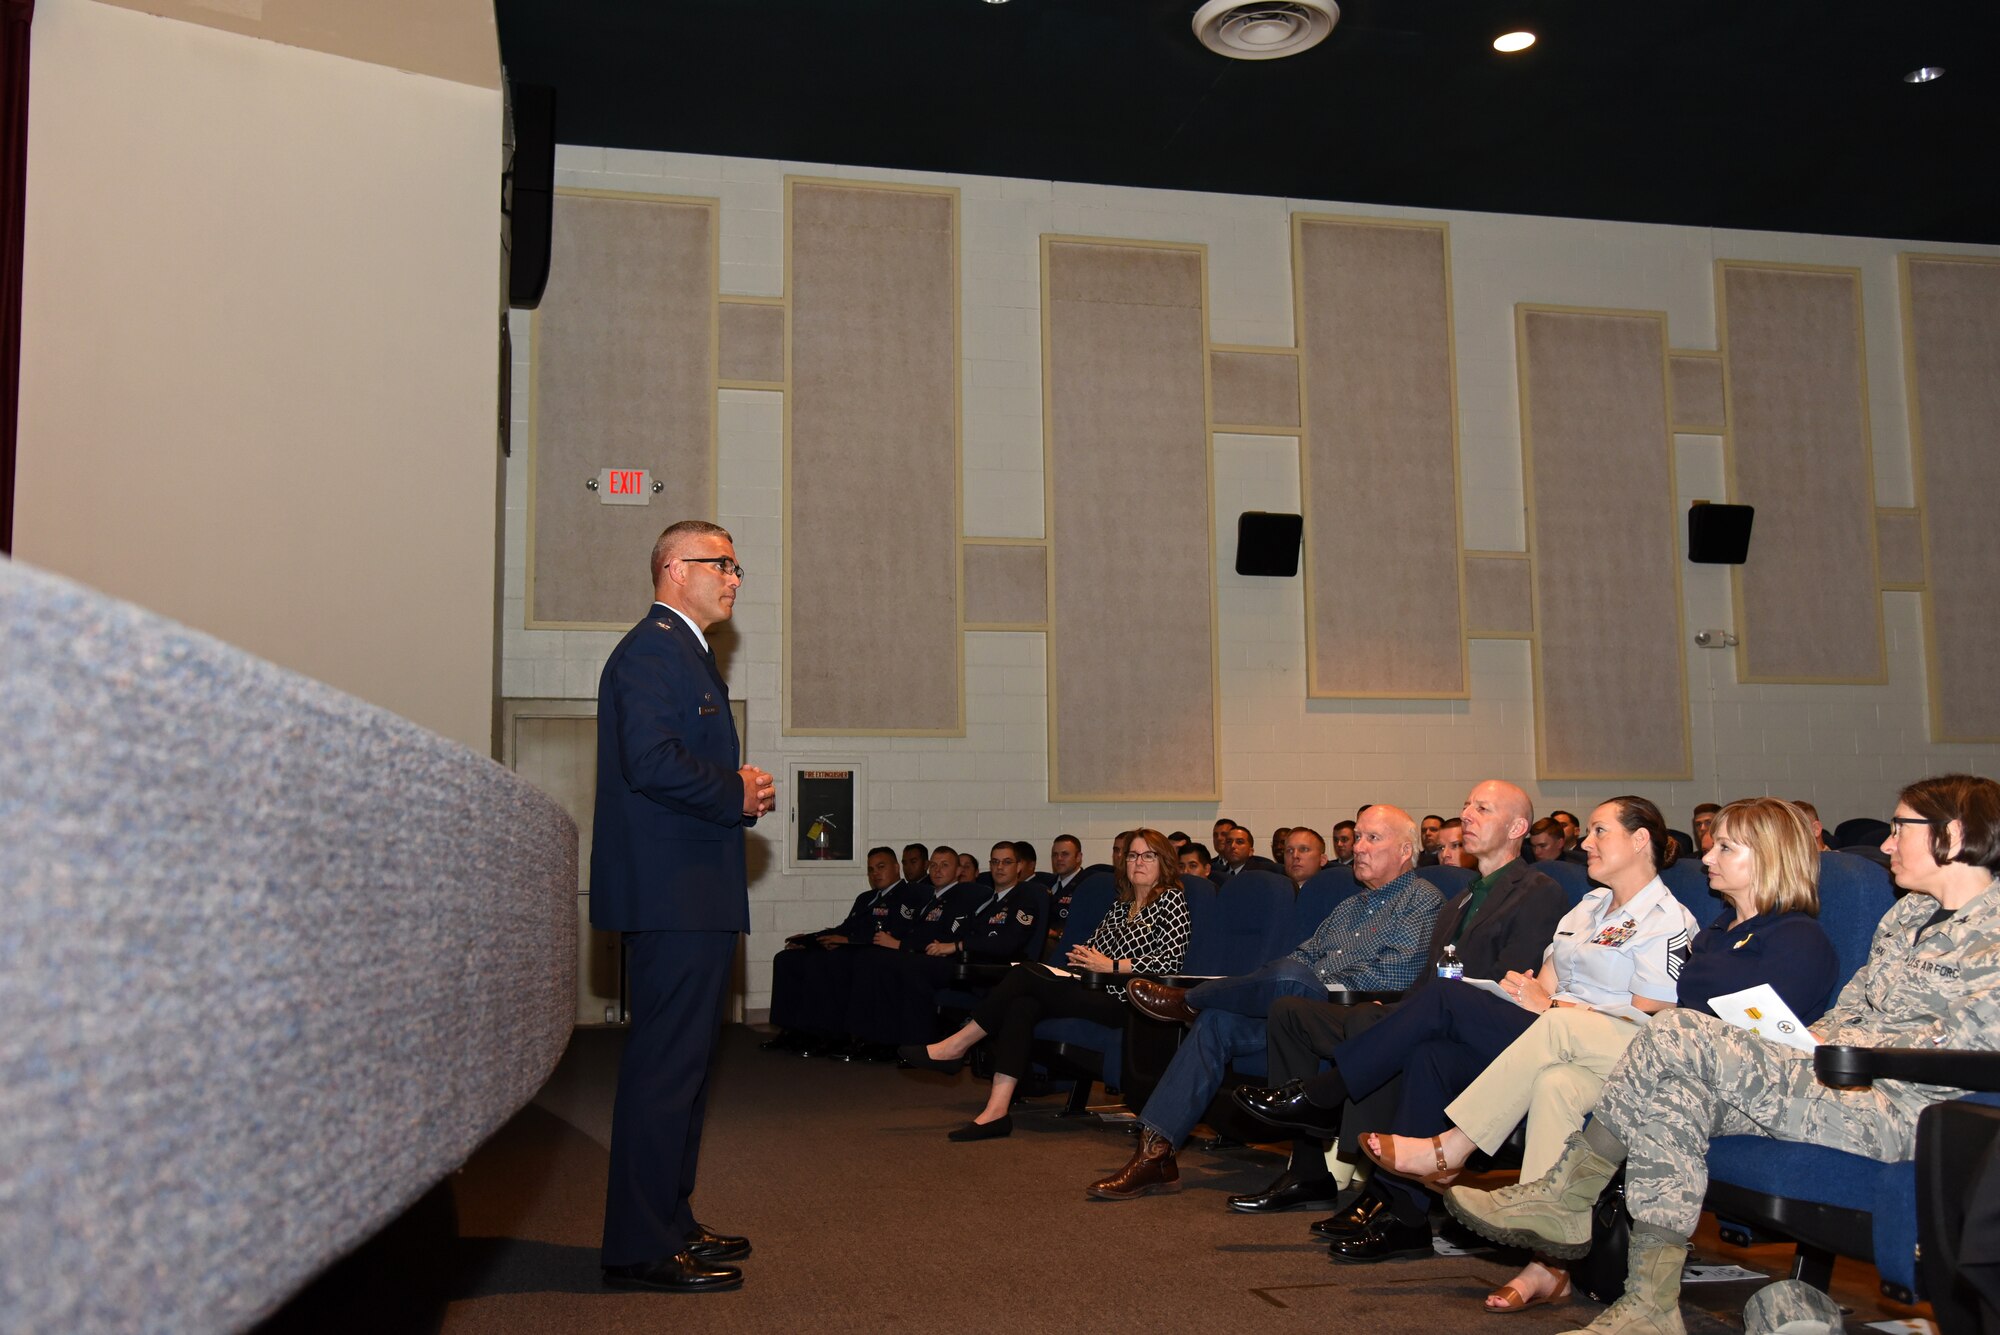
1192 0 1338 60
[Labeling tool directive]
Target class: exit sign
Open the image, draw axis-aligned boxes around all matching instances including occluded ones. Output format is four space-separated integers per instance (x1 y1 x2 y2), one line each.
597 468 652 505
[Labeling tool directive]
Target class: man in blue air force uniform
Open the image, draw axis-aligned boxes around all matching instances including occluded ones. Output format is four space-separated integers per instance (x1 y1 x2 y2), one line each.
593 520 776 1294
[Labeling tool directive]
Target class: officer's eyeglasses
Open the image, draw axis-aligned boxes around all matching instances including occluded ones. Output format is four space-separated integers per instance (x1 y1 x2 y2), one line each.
680 556 746 579
1125 850 1160 863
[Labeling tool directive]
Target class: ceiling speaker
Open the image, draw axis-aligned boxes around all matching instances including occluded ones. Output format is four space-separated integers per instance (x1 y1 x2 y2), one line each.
1192 0 1338 61
1236 511 1303 576
1687 502 1754 565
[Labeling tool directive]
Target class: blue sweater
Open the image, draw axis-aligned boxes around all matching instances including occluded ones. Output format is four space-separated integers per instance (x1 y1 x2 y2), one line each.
1678 909 1839 1023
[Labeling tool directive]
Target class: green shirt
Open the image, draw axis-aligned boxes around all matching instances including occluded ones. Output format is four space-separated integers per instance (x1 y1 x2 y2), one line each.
1453 858 1520 945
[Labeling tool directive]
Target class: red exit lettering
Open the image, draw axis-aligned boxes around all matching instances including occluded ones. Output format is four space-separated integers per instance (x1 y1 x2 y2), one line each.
610 470 644 494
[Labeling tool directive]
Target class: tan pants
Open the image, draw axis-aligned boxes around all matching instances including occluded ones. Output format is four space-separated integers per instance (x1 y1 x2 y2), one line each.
1444 1006 1644 1180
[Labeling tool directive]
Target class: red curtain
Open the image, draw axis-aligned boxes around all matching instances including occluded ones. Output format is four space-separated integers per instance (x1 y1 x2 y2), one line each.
0 0 29 555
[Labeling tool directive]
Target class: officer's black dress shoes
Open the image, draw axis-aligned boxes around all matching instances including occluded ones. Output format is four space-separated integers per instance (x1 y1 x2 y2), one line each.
1227 1167 1342 1214
1311 1188 1389 1239
896 1043 966 1074
602 1251 743 1293
685 1223 751 1262
1230 1081 1345 1137
947 1115 1012 1141
1325 1214 1435 1263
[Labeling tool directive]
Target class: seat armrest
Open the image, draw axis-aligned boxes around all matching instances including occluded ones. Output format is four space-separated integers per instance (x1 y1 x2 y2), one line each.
951 962 1011 984
1816 1044 2000 1091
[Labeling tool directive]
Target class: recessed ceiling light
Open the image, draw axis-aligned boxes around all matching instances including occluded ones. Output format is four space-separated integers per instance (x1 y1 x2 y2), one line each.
1493 31 1536 53
1904 66 1945 83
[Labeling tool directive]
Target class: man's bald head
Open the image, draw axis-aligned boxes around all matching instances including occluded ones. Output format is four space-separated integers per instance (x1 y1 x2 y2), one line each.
1460 779 1535 869
649 519 733 586
1350 803 1419 889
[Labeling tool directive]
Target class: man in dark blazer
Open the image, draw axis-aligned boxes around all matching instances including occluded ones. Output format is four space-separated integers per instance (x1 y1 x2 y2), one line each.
593 520 776 1294
1227 781 1566 1250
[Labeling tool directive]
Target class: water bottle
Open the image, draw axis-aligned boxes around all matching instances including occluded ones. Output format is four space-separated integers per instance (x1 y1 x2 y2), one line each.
1437 944 1464 981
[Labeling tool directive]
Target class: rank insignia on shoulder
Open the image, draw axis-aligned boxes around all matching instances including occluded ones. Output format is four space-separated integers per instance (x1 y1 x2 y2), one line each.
652 621 672 632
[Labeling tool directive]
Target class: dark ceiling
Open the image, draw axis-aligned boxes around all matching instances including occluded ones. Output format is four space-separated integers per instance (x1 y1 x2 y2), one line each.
495 0 2000 245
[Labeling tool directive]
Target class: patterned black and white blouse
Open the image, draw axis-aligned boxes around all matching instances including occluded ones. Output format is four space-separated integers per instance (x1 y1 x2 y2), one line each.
1083 888 1193 997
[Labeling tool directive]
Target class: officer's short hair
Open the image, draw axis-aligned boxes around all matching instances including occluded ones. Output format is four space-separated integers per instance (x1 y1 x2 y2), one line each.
1332 820 1356 836
904 843 929 861
1900 774 2000 874
1053 833 1081 854
867 845 896 862
1012 840 1037 866
1183 842 1212 869
1287 827 1325 854
931 845 956 861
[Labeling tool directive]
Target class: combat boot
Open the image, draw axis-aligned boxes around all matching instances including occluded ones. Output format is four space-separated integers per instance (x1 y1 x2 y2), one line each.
1442 1127 1621 1258
1557 1225 1688 1335
1086 1129 1181 1199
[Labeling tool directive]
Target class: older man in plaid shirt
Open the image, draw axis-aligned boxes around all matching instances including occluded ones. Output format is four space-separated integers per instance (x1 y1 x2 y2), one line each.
1087 804 1439 1200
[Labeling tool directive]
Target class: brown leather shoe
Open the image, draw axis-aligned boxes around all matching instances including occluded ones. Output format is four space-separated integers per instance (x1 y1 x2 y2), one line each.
1087 1129 1182 1199
1127 978 1198 1024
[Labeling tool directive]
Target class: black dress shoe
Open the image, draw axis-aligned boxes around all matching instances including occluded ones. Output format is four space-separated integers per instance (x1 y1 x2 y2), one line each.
685 1223 751 1262
947 1115 1012 1141
603 1251 743 1292
1312 1189 1389 1239
896 1043 965 1074
1231 1081 1345 1138
1326 1214 1435 1264
1227 1169 1342 1214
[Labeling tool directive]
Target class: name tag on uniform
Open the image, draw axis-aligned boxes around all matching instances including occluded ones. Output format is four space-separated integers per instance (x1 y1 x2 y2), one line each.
698 705 718 716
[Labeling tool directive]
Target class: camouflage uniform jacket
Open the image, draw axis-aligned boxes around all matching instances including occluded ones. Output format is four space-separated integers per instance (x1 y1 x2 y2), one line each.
1817 883 2000 1124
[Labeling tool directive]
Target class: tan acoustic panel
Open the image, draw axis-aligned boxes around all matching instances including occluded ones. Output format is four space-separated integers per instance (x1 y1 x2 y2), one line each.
1669 353 1726 432
963 543 1048 627
1903 255 2000 740
1295 217 1466 697
1210 348 1301 429
1719 263 1885 682
1875 510 1925 589
1519 307 1690 780
1464 554 1532 636
787 180 961 733
531 192 716 627
1045 238 1217 800
719 301 784 385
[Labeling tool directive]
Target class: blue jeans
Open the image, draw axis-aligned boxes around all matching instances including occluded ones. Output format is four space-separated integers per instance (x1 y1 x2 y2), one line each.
1140 1009 1266 1146
1185 957 1325 1018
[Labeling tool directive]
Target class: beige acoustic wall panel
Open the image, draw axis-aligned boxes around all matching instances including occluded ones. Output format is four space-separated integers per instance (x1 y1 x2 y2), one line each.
1464 553 1533 637
719 300 784 386
787 180 961 733
1669 352 1726 433
963 542 1049 628
1718 262 1885 682
1875 509 1925 590
1294 217 1466 697
531 192 716 627
1044 238 1218 801
1210 348 1301 430
1519 307 1690 780
1903 255 2000 740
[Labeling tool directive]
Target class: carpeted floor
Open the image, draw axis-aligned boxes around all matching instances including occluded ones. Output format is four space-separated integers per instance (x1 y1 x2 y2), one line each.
421 1026 1926 1335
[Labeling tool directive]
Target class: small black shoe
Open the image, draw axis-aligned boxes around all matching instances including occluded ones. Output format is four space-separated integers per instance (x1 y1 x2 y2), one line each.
603 1251 743 1292
1326 1215 1435 1264
947 1115 1012 1141
684 1223 751 1262
1227 1170 1342 1214
896 1043 966 1074
1231 1081 1345 1138
1311 1189 1389 1239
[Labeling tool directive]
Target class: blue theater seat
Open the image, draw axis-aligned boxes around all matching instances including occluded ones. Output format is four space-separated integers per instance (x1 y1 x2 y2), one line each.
1534 858 1596 906
1658 856 1721 924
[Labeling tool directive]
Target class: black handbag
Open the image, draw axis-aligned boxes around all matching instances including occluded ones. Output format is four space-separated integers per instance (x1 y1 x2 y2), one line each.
1569 1168 1631 1303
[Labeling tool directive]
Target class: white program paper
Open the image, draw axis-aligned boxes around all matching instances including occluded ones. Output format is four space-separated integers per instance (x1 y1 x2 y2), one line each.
1708 983 1819 1051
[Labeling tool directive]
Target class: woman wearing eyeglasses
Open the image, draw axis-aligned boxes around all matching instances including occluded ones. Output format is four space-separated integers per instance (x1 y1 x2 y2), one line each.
900 827 1193 1141
1446 774 2000 1335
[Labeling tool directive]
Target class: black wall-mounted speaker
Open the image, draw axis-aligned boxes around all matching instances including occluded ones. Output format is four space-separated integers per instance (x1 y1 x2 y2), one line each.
1235 511 1303 577
1687 502 1755 564
507 83 556 310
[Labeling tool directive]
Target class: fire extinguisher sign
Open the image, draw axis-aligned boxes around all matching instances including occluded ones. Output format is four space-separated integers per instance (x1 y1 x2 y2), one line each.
794 768 856 864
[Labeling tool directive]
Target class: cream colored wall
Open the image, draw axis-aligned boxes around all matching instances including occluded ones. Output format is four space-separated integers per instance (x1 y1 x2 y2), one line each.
15 0 504 753
505 149 2000 1013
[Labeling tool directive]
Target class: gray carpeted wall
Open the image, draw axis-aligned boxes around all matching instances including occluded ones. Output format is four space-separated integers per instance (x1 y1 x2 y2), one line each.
0 560 578 1333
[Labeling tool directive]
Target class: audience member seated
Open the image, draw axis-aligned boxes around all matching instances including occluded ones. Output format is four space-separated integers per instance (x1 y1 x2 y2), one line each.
1213 818 1238 856
1282 827 1328 888
1368 797 1838 1309
956 852 979 883
901 828 1194 1140
1421 814 1446 858
1692 802 1720 854
1433 818 1467 869
840 847 986 1057
1229 783 1563 1221
1079 806 1439 1200
1445 774 2000 1335
1330 820 1357 866
1792 798 1831 850
1528 817 1568 864
763 846 915 1055
1180 841 1213 881
1256 797 1700 1267
1271 826 1293 864
1214 825 1281 883
1168 830 1191 850
899 842 931 893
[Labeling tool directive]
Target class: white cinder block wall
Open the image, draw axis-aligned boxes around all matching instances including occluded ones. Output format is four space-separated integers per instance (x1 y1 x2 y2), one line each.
503 149 2000 1012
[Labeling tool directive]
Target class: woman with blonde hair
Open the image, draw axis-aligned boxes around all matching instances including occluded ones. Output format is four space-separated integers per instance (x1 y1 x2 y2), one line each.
901 827 1193 1141
1363 796 1837 1313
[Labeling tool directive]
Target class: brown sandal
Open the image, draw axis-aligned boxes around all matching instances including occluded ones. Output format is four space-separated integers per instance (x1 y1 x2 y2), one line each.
1360 1132 1462 1187
1484 1272 1572 1314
